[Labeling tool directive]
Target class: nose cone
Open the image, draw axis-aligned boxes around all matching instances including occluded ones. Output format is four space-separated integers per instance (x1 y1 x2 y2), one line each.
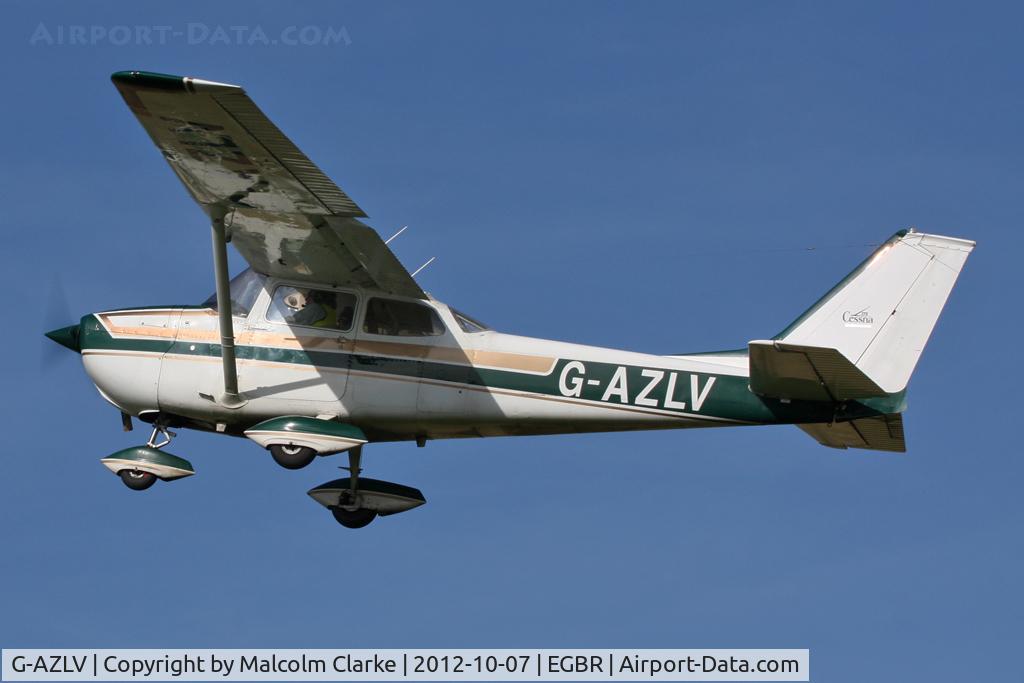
45 324 81 353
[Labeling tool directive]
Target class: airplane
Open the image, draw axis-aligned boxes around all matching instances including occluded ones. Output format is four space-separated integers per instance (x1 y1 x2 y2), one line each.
45 70 975 529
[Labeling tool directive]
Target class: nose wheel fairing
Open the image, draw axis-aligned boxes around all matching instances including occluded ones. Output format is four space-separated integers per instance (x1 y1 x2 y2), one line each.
100 445 195 482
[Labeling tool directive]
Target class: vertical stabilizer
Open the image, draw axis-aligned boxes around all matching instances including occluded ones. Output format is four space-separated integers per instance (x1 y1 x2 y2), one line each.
772 230 974 394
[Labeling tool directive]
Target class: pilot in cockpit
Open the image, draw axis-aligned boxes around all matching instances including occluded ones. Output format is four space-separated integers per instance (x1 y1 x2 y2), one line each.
279 287 355 331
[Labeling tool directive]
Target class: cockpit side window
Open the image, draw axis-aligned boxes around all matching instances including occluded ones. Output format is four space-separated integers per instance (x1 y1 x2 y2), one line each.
363 298 445 337
266 286 357 331
451 308 490 333
202 268 267 317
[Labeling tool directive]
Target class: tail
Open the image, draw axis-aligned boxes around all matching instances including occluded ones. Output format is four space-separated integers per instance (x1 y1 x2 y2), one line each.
748 229 975 451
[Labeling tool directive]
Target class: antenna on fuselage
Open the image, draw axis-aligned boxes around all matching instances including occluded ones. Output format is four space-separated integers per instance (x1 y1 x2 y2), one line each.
411 256 436 278
384 225 408 245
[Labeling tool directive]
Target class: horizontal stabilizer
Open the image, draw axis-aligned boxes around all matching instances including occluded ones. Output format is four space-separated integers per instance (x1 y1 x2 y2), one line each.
749 340 886 402
798 413 905 452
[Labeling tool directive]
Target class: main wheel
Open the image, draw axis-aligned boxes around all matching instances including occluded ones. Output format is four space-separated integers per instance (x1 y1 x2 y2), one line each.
331 507 377 529
270 444 317 470
119 469 156 491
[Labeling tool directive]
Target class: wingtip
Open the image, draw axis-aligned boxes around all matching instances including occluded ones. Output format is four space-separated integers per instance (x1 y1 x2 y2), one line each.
111 70 187 90
111 70 241 93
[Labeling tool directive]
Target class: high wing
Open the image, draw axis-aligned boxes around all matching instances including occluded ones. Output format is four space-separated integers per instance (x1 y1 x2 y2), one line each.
111 70 424 298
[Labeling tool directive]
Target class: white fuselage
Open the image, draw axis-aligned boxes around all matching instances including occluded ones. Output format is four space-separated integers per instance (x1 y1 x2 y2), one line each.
80 277 762 442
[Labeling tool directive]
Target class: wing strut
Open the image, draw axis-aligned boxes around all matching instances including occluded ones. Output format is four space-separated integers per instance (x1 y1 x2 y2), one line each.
210 207 246 408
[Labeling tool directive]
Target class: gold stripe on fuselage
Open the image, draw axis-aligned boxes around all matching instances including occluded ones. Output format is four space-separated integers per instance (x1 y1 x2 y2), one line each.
96 311 557 374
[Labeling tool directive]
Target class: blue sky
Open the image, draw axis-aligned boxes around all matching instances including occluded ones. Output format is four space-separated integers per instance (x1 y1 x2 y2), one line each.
2 1 1020 681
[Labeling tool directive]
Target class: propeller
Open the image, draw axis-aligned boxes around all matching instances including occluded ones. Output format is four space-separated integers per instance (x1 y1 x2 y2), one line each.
41 275 79 371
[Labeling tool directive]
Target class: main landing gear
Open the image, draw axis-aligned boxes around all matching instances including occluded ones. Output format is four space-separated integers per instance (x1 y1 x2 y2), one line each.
243 415 369 471
330 448 376 528
307 446 427 529
269 444 317 470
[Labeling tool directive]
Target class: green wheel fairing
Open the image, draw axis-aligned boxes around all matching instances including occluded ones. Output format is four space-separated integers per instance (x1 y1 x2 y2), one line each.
102 446 194 479
309 477 424 502
248 416 366 442
308 478 426 519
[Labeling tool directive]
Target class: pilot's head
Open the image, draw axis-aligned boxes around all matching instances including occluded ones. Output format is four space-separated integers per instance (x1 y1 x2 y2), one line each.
283 289 308 310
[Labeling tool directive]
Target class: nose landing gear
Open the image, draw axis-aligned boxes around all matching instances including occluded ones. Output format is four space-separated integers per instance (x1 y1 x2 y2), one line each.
100 419 195 490
119 469 157 491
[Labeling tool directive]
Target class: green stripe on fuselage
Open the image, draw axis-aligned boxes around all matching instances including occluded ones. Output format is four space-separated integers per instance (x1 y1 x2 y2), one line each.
79 314 900 425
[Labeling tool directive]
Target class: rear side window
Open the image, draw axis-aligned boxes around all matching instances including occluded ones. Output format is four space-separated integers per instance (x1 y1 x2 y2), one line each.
363 298 445 337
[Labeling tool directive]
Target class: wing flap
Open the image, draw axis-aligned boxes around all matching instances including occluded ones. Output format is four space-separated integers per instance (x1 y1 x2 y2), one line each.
211 90 365 216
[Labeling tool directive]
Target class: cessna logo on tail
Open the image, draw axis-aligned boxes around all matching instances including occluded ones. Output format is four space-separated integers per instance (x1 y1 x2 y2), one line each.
842 308 874 327
558 361 717 412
